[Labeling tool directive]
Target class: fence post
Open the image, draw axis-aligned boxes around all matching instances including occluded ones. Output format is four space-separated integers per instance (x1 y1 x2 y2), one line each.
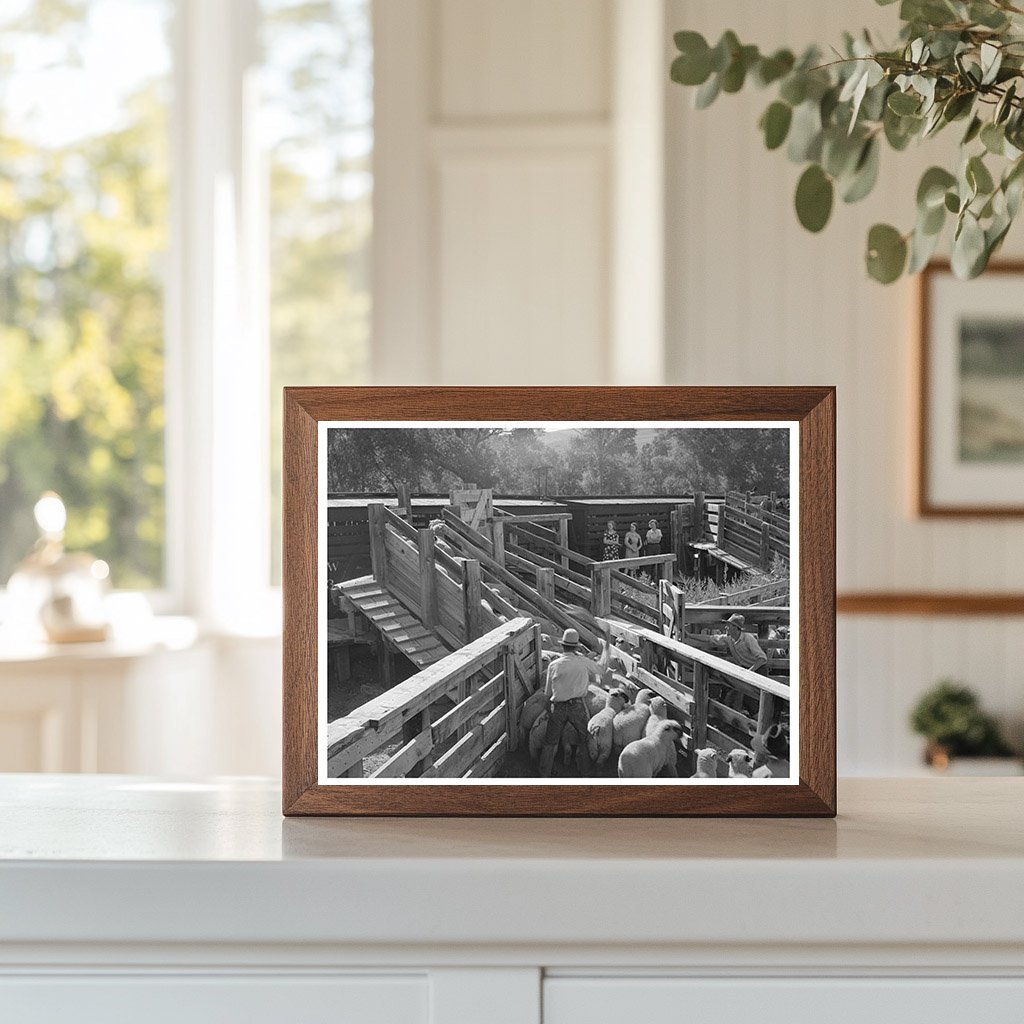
532 623 544 691
491 519 506 568
691 662 709 753
657 579 671 636
557 517 570 572
396 482 411 519
418 528 437 627
536 566 555 603
693 491 705 542
368 503 387 586
756 691 775 738
503 646 519 753
759 521 771 569
463 559 483 641
591 564 611 617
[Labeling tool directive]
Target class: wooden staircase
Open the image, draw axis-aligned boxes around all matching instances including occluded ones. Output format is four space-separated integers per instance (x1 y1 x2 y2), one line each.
338 575 451 670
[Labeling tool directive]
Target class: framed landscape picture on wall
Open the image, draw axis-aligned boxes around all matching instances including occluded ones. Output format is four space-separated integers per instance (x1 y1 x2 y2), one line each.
918 262 1024 516
282 387 836 817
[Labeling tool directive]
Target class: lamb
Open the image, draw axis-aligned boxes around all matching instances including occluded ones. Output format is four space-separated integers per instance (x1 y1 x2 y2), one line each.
691 747 719 779
644 695 669 738
587 688 629 765
726 748 754 778
612 689 653 748
617 720 684 778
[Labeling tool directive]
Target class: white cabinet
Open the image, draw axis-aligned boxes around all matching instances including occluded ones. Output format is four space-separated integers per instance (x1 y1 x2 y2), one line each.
545 977 1024 1024
0 975 428 1024
1 777 1022 1023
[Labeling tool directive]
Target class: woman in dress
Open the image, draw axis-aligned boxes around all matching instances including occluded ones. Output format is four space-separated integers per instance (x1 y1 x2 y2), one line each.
602 520 620 561
623 522 643 573
645 518 663 556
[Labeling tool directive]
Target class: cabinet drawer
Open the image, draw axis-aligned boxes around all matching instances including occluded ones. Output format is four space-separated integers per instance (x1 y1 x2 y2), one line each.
0 974 427 1024
544 977 1024 1023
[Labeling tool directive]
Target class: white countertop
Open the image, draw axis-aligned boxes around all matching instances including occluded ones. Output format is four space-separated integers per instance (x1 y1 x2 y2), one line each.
1 775 1022 955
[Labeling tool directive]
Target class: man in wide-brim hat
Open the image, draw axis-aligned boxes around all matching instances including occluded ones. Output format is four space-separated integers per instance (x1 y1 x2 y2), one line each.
711 613 768 674
538 627 602 777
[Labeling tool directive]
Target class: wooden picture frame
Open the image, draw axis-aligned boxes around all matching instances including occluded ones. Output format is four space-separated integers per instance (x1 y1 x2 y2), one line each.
283 387 836 817
916 260 1024 517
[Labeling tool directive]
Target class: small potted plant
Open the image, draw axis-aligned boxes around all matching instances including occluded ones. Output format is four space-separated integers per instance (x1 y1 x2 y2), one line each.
910 680 1020 774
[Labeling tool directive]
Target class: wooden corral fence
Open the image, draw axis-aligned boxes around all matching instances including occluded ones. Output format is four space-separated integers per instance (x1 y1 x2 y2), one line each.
326 493 569 585
692 492 790 580
691 577 789 607
326 618 542 779
607 610 790 766
368 502 497 648
477 510 681 637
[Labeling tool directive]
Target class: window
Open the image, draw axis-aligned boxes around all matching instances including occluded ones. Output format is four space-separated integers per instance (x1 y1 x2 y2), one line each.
0 0 373 612
262 0 373 581
0 0 172 589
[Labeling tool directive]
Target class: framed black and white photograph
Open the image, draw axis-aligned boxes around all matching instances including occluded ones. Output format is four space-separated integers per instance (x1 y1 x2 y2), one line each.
283 387 835 816
918 262 1024 517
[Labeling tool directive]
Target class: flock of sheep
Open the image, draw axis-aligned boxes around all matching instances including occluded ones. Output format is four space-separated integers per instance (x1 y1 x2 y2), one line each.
518 673 775 781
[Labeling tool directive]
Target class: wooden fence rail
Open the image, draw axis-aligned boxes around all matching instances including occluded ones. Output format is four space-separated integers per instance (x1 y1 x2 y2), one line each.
604 620 791 764
326 618 540 779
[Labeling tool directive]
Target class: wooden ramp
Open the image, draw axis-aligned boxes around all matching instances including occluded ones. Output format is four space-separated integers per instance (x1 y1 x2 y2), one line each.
338 575 451 670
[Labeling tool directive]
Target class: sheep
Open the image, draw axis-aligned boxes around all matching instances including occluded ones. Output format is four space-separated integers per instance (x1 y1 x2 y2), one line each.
644 695 669 738
519 688 550 744
528 708 582 768
528 710 550 761
584 683 612 720
612 689 653 748
617 720 684 778
749 730 777 779
726 748 754 778
587 688 629 765
691 747 719 779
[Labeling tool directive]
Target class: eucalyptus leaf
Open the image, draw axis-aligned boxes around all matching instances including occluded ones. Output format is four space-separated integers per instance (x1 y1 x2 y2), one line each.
917 166 957 210
842 137 881 203
981 121 1005 155
908 221 943 273
996 82 1017 124
671 47 712 87
980 41 1002 86
795 164 834 232
888 90 921 115
760 101 793 150
710 31 740 74
970 2 1009 29
754 49 795 87
779 73 807 106
694 73 721 109
967 154 995 195
787 100 824 162
952 211 987 278
866 223 908 283
962 115 983 145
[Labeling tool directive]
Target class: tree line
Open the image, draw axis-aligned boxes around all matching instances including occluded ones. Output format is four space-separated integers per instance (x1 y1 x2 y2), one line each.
326 427 790 497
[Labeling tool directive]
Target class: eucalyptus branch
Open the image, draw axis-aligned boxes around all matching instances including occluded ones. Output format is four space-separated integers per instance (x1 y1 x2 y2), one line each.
670 0 1024 283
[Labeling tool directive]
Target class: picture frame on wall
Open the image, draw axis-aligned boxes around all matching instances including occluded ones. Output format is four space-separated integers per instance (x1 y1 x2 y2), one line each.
282 387 836 817
917 261 1024 517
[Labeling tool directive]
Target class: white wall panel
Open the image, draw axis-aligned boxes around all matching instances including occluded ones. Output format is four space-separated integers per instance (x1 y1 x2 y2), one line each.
438 0 610 120
436 150 608 384
665 0 1024 774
